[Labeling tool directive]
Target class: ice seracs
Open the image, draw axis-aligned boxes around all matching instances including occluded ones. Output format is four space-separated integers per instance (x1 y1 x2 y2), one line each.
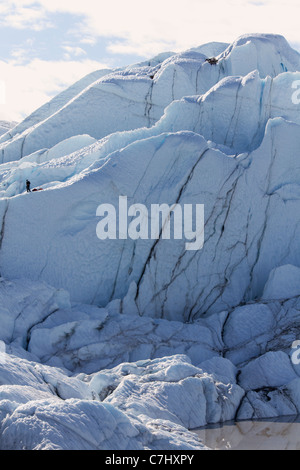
1 276 300 448
0 33 299 164
0 33 300 449
262 265 300 300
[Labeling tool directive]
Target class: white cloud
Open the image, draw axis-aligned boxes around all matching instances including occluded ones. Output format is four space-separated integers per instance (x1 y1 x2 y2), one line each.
3 0 300 54
62 46 87 60
0 58 109 121
0 3 53 31
78 36 98 46
107 40 175 58
10 39 36 65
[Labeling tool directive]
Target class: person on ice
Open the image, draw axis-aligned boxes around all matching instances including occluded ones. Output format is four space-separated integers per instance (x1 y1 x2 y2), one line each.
205 57 218 65
26 180 31 192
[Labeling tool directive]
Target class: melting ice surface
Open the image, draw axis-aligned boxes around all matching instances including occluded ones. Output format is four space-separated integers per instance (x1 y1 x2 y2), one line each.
194 416 300 450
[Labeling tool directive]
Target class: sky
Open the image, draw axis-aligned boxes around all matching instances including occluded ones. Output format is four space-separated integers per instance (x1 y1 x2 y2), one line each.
0 0 299 122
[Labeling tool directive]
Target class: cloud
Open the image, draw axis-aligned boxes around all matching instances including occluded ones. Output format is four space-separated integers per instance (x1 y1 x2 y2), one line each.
62 45 87 60
0 3 53 31
10 38 37 65
1 0 300 57
106 40 175 58
3 0 300 54
0 57 109 121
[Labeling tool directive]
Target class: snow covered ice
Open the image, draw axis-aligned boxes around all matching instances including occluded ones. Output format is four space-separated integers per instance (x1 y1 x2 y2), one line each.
1 33 300 449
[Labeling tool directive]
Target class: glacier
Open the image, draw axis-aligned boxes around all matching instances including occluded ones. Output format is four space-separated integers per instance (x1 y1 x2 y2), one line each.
0 33 300 450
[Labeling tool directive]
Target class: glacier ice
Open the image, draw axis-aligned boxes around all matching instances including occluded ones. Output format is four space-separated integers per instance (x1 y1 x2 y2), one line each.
0 33 300 449
0 276 300 449
262 264 300 300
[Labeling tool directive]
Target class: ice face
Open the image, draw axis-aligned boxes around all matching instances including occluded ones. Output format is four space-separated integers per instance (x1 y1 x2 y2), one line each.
0 33 300 449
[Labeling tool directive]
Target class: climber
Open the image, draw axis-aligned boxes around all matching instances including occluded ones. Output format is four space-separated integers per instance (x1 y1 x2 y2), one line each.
205 57 218 65
26 180 31 192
